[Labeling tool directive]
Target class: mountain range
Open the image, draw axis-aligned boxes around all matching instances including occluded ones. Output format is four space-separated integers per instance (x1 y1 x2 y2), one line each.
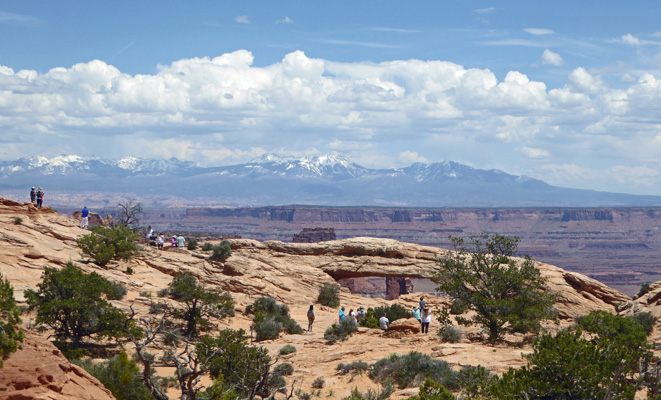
1 153 661 207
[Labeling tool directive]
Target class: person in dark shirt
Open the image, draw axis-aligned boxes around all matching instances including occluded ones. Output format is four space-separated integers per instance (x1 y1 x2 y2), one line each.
30 187 36 203
81 206 89 229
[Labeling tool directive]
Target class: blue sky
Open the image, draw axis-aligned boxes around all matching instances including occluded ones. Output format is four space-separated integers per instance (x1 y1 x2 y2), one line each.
2 1 661 195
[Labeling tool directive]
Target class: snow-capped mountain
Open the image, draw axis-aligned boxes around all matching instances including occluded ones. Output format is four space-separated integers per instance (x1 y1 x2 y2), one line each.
1 153 660 207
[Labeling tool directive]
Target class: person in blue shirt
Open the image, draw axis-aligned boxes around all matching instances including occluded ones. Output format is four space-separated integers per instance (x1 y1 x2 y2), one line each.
81 206 89 229
412 306 421 324
338 306 346 323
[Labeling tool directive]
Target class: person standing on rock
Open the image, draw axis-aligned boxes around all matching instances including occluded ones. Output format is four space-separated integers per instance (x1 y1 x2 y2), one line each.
412 306 421 325
177 234 185 248
81 206 89 229
156 233 164 250
338 306 346 323
419 297 425 312
307 305 315 332
379 313 389 330
421 308 432 334
30 187 36 204
36 187 44 207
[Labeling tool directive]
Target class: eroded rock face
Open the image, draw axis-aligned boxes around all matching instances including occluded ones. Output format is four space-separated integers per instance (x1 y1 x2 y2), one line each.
0 331 115 400
293 227 336 243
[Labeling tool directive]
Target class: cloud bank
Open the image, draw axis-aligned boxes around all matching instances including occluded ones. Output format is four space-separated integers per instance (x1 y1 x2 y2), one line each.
1 50 661 195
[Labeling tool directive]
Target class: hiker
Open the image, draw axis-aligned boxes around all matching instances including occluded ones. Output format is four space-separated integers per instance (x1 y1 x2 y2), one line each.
171 236 177 247
379 313 389 330
30 187 36 204
412 306 421 324
419 296 426 312
156 233 164 250
349 308 357 326
421 308 432 334
177 234 185 248
81 206 89 229
307 305 315 332
146 226 154 241
36 187 44 207
356 307 366 323
338 306 346 323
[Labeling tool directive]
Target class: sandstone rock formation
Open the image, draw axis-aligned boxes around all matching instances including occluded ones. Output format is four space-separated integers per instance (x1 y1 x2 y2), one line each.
0 196 648 399
70 210 109 227
293 227 336 243
0 331 115 400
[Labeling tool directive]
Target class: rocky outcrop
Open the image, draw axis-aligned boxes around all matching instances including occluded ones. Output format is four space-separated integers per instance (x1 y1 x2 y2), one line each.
618 282 661 341
0 331 115 400
386 318 421 335
293 227 336 243
385 277 413 300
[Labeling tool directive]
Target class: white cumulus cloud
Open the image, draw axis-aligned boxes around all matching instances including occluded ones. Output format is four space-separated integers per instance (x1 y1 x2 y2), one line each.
235 15 249 24
541 49 564 66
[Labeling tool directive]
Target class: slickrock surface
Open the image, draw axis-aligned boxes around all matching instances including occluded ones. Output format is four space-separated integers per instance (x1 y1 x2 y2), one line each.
0 331 115 400
0 196 656 399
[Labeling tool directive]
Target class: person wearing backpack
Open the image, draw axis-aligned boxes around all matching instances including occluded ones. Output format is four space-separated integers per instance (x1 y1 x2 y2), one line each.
30 187 36 204
307 305 315 332
36 187 44 207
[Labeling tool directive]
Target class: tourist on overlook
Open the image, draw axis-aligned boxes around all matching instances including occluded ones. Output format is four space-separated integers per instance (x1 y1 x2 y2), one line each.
30 187 36 204
171 236 177 247
338 306 346 323
177 234 185 248
35 187 44 207
379 313 389 330
156 233 164 250
412 306 421 324
81 206 89 229
356 306 366 323
421 308 432 334
307 305 315 332
419 296 426 311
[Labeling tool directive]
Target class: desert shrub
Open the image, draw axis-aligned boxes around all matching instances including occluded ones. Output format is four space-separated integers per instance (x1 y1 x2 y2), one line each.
298 391 312 400
25 262 130 343
336 361 370 375
158 273 234 336
201 242 213 251
209 240 232 261
370 351 458 389
0 274 24 368
279 344 297 355
438 325 462 343
342 383 394 400
456 366 496 399
638 281 651 297
405 378 455 400
77 225 139 267
187 239 198 250
73 352 154 400
125 267 134 275
317 283 341 308
108 281 127 300
449 298 469 315
273 362 294 376
312 377 325 389
266 373 287 395
324 319 358 343
627 312 657 335
255 318 283 341
360 304 410 328
13 217 22 225
248 297 302 341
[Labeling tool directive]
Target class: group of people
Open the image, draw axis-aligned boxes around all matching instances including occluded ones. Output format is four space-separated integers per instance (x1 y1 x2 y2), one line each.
29 187 45 207
146 226 185 250
338 305 366 325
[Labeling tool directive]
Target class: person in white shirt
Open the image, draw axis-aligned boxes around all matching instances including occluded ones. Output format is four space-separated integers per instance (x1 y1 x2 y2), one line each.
379 313 389 330
421 308 432 334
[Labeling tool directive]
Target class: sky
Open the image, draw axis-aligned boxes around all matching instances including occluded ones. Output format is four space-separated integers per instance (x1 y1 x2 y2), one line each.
2 1 661 195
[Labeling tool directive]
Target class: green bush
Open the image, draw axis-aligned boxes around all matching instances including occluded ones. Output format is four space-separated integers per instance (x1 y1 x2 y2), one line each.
311 377 325 389
456 366 496 399
0 274 24 368
201 242 213 251
449 298 468 315
279 344 297 355
438 325 462 343
158 273 234 336
324 319 358 343
248 297 302 341
638 281 651 297
255 318 283 341
73 352 154 400
77 225 139 267
209 240 232 261
187 239 198 250
273 362 294 376
336 361 370 375
108 281 127 300
342 384 394 400
370 351 458 389
13 217 22 225
25 262 130 343
360 304 410 328
405 378 455 400
627 312 657 335
317 283 341 308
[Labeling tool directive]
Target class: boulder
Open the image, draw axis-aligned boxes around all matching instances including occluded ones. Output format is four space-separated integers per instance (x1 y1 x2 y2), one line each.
386 317 421 334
